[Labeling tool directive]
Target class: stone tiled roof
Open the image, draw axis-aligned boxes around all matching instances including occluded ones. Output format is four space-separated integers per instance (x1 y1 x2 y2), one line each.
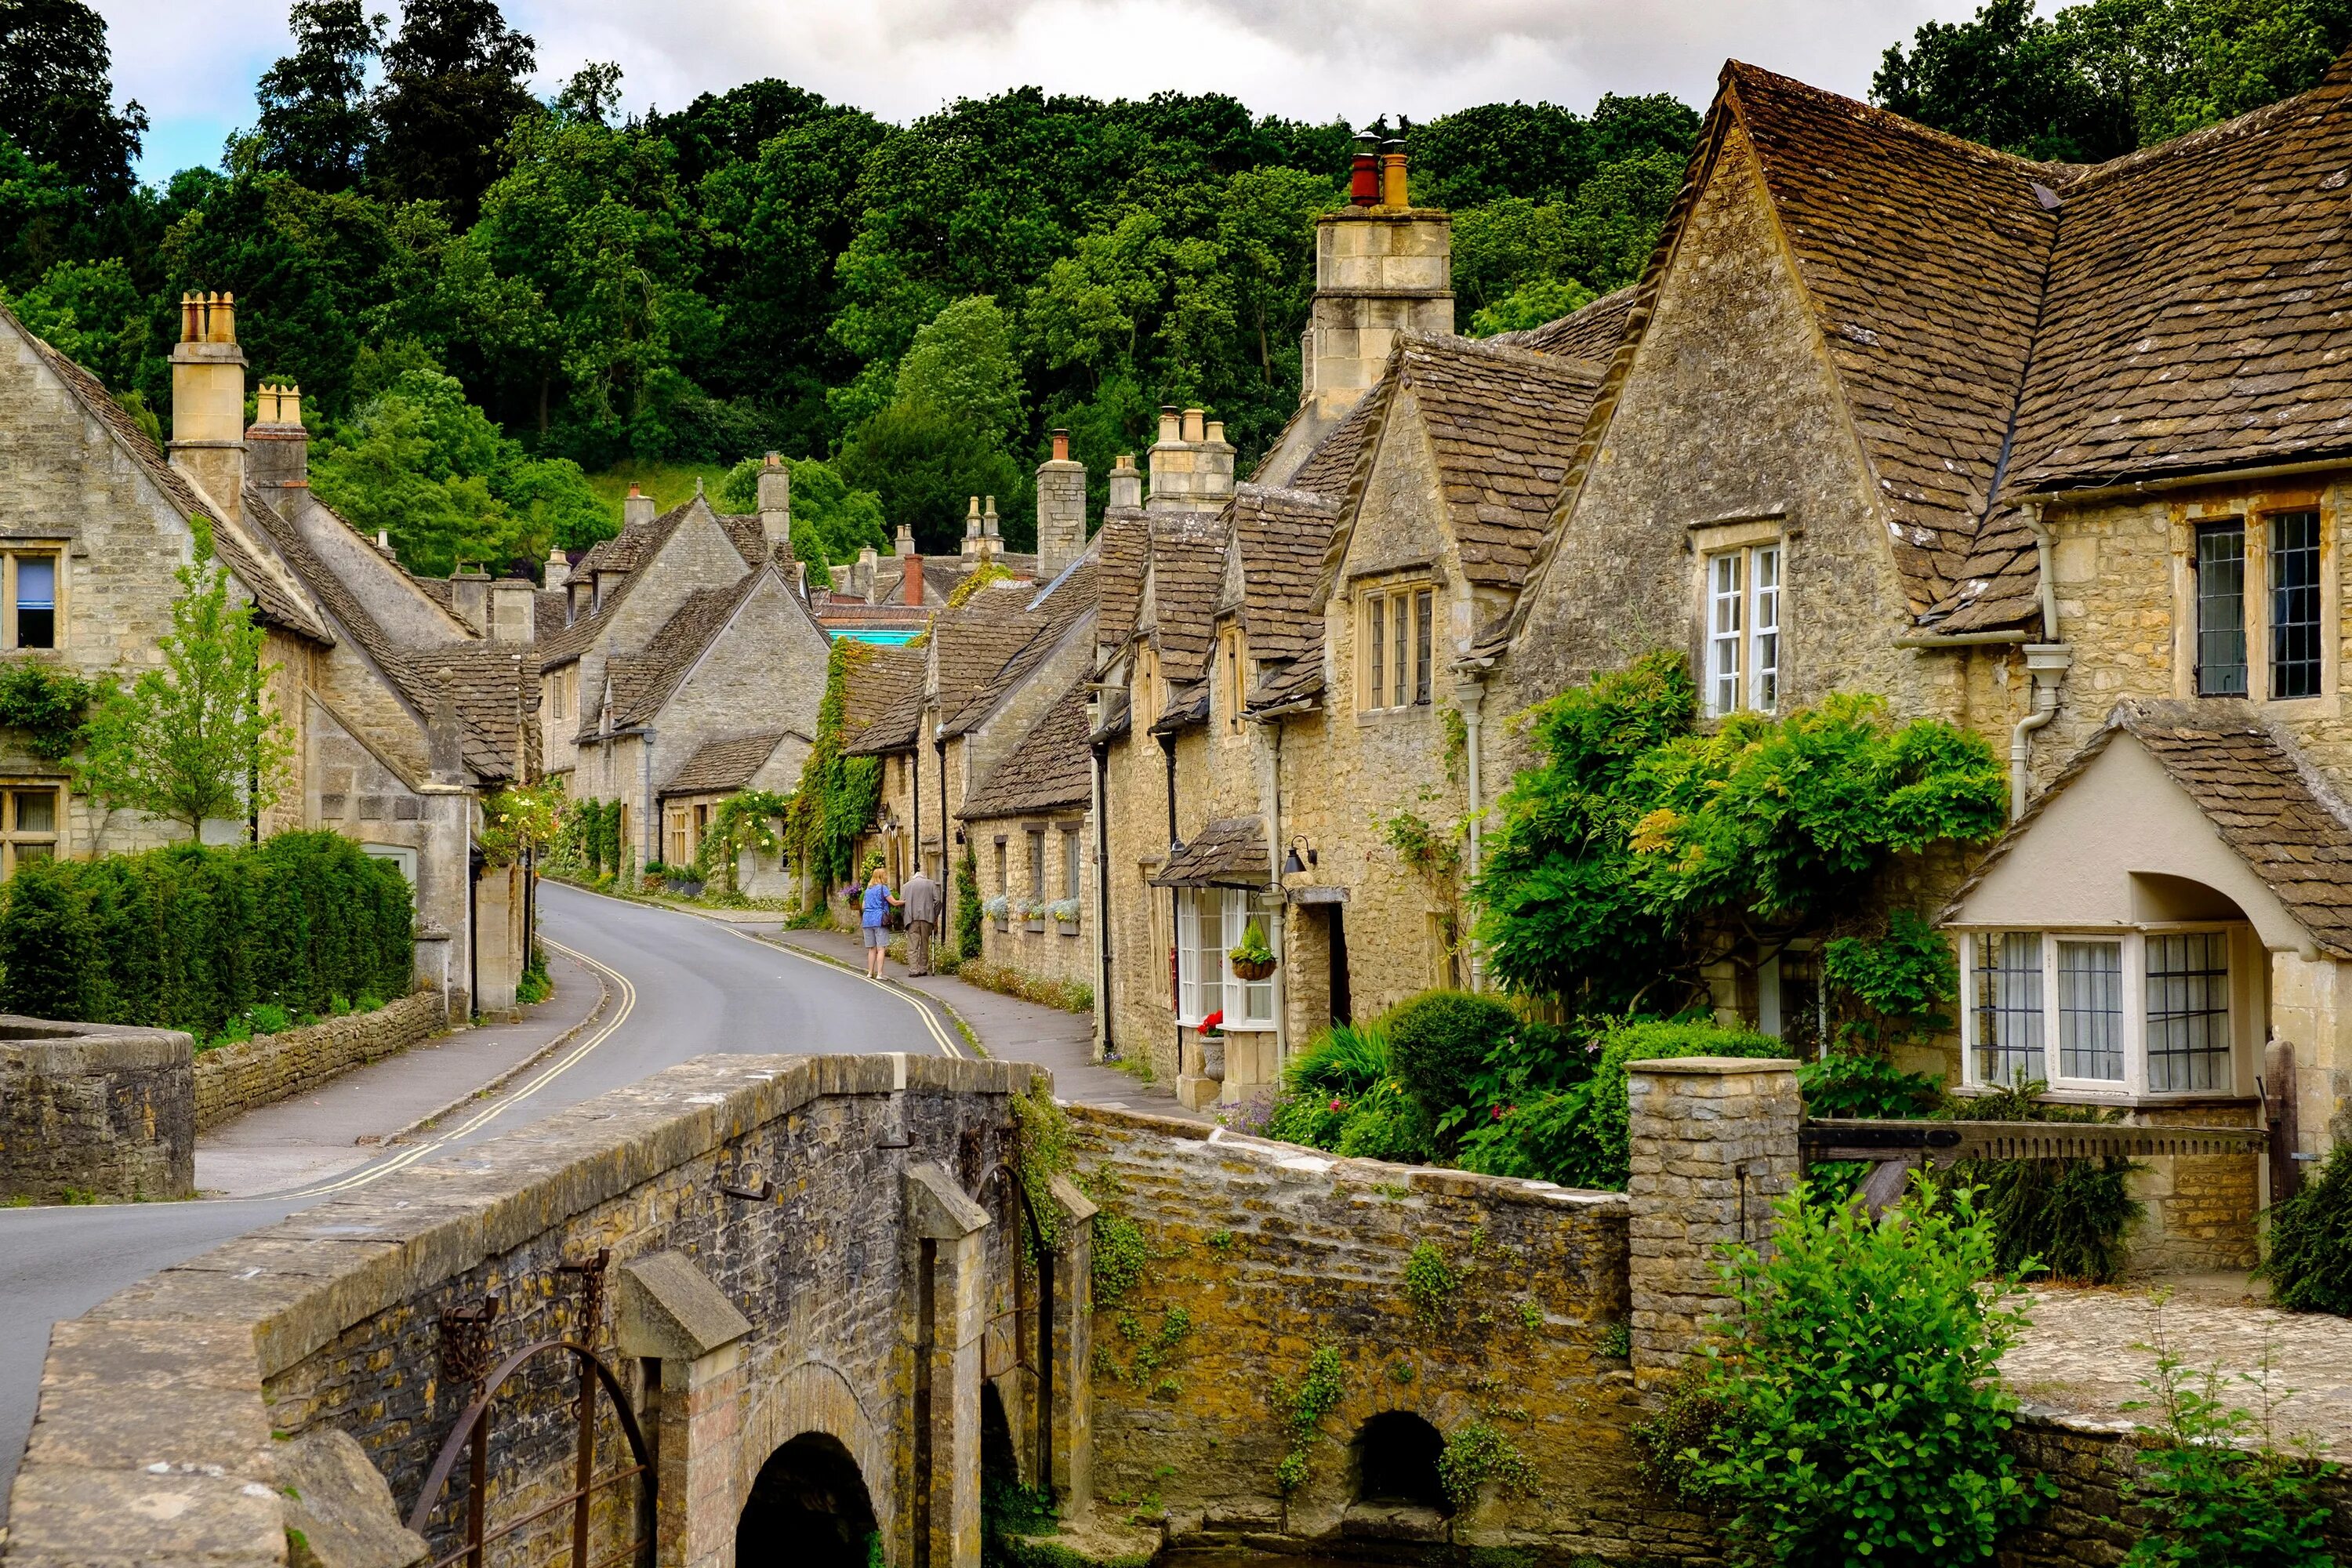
1092 513 1151 659
1149 815 1269 888
535 590 568 643
1487 285 1639 360
935 581 1052 726
1284 390 1381 499
659 731 801 798
1226 486 1339 666
1142 514 1228 686
593 573 768 735
1247 655 1326 712
942 561 1098 737
541 497 765 670
958 684 1093 820
1948 701 2352 958
840 644 927 755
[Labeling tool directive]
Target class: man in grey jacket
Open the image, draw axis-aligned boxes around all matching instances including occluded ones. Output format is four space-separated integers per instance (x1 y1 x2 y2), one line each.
902 863 943 975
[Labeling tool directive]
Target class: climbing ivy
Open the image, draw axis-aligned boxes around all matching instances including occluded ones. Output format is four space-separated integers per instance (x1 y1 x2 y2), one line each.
1105 1305 1192 1397
694 788 793 893
1009 1075 1074 1256
782 640 883 906
954 840 983 960
1273 1344 1346 1496
1404 1241 1459 1327
1437 1422 1542 1510
0 663 101 761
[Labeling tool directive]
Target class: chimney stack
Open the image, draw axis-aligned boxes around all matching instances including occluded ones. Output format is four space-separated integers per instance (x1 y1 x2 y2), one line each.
1381 140 1410 207
543 545 570 596
902 548 924 607
623 485 655 530
1148 406 1229 513
895 522 916 558
757 452 792 558
450 563 491 633
245 382 309 488
1108 454 1142 512
857 544 881 602
489 577 535 644
169 291 249 524
1035 426 1087 583
982 496 1000 539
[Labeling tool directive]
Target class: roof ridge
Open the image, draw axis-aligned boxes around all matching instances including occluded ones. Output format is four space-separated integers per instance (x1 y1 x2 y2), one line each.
1396 328 1605 376
2064 67 2345 191
1723 58 2078 180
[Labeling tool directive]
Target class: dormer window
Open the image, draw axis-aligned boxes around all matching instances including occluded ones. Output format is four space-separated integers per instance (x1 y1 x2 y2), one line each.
1357 581 1432 713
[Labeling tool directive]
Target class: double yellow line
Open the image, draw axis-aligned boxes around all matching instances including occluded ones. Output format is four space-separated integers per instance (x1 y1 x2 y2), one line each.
702 916 962 1058
278 935 638 1200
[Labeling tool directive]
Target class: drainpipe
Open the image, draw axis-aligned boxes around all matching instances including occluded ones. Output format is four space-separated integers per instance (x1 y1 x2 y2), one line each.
1461 681 1486 993
1091 724 1113 1061
935 734 951 949
2011 507 2074 820
910 745 922 877
1265 722 1287 1065
1160 732 1181 1078
639 728 657 873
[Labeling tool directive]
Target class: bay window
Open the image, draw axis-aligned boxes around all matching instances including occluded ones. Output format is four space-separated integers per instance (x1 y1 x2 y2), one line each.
1176 887 1276 1028
1961 927 2248 1098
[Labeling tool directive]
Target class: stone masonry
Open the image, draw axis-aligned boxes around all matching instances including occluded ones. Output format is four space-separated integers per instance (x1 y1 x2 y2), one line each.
0 1016 194 1201
190 989 450 1131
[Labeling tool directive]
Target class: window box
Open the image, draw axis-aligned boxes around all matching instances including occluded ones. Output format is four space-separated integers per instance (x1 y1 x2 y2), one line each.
1051 896 1081 936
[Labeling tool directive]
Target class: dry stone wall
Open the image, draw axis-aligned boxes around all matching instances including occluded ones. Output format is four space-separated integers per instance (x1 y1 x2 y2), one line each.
0 1018 194 1200
191 989 449 1131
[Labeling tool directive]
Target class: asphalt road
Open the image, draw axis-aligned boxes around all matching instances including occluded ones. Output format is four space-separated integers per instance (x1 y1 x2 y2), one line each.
0 882 960 1520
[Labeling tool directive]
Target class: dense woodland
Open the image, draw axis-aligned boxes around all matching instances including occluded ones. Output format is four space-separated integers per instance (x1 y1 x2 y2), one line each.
0 0 2343 575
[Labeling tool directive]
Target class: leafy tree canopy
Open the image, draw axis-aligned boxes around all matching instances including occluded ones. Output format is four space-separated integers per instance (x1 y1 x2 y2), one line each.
0 0 144 196
251 0 383 193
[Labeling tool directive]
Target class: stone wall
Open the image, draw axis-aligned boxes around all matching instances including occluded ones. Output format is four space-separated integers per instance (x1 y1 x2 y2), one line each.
191 988 449 1131
1066 1105 1723 1563
0 1018 194 1200
974 809 1094 990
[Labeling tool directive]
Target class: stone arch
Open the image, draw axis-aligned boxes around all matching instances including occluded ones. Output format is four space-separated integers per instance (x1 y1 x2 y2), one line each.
735 1430 879 1568
1349 1409 1449 1512
735 1356 894 1553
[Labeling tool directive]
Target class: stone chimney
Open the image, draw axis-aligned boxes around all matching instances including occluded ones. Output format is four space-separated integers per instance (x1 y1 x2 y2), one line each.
856 544 881 603
543 545 570 596
1107 453 1143 512
895 522 916 558
450 564 491 633
982 496 1000 542
245 382 307 489
169 292 248 524
490 577 535 644
622 485 655 531
1301 139 1450 434
828 564 851 595
757 452 792 558
1036 428 1086 582
1146 406 1231 514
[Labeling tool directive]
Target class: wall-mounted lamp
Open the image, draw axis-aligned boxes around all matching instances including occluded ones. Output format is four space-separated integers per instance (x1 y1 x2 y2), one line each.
1282 836 1318 875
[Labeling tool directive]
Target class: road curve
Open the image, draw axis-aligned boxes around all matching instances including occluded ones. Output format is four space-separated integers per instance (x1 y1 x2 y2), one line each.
0 880 957 1518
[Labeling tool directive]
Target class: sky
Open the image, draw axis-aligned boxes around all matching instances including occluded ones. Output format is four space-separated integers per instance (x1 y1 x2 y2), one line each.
94 0 1962 185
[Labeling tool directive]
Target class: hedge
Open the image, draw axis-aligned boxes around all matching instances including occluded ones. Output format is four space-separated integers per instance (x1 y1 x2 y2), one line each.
0 832 414 1036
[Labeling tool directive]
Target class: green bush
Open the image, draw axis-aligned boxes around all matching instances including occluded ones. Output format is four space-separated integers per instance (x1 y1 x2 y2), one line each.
1950 1081 2142 1284
2263 1141 2352 1316
0 834 413 1036
1284 1020 1392 1098
1386 989 1520 1125
1797 1051 1944 1118
1664 1181 2054 1566
1333 1080 1436 1163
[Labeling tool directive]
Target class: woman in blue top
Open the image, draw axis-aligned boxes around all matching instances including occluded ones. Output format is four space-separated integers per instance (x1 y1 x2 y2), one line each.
860 866 902 979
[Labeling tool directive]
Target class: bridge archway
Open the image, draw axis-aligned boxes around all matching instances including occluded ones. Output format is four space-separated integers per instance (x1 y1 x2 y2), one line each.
1351 1410 1448 1512
735 1432 878 1568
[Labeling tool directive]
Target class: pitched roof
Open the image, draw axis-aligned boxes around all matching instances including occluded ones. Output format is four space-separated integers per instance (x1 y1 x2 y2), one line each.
1225 485 1339 666
1285 387 1382 499
1947 701 2352 958
540 496 764 669
1140 513 1228 684
593 568 786 735
1487 285 1639 361
957 684 1094 819
659 730 802 798
1092 512 1151 659
840 644 927 755
1149 815 1269 888
942 561 1098 737
933 580 1052 724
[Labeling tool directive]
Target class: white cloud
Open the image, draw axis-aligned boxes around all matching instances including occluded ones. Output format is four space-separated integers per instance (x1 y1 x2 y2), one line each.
93 0 1958 182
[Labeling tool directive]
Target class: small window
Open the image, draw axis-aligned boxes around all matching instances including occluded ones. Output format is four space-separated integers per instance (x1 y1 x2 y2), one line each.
2 785 60 874
2268 510 2321 699
1062 829 1080 901
993 840 1007 897
1028 830 1046 899
2194 521 2248 696
1221 629 1245 732
1358 583 1434 713
1414 589 1433 705
5 550 60 651
1705 543 1781 717
1222 888 1276 1027
1972 931 2042 1087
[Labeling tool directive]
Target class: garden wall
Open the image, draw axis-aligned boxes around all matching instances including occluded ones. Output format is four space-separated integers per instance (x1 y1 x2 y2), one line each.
191 989 448 1131
1065 1104 1722 1563
0 1017 194 1200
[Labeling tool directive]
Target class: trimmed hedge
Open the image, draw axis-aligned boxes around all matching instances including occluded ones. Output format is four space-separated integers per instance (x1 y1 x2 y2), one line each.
0 833 413 1036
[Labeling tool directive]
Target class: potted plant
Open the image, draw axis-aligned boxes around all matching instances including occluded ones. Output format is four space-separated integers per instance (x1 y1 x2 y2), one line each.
983 894 1010 931
1197 1008 1227 1081
1022 898 1047 934
1050 897 1081 935
1229 918 1277 981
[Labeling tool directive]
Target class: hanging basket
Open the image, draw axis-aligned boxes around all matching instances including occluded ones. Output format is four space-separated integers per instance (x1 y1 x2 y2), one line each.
1229 954 1278 982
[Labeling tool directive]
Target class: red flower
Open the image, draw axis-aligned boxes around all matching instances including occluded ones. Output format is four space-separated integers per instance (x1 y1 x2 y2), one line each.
1329 1098 1345 1113
1201 1009 1224 1032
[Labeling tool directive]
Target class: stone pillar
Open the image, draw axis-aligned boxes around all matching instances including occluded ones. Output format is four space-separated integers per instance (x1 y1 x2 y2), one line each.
1045 1174 1096 1510
906 1163 990 1568
616 1250 756 1568
1625 1056 1801 1386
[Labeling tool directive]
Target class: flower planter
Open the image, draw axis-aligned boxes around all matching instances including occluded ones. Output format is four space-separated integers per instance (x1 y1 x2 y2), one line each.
1230 955 1277 982
1199 1035 1227 1080
1024 920 1046 935
1056 919 1080 937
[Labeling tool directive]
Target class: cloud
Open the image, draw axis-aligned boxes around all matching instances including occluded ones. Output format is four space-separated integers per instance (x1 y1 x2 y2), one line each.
93 0 1957 182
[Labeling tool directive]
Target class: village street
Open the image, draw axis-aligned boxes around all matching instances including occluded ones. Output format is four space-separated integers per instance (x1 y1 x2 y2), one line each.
0 882 1119 1519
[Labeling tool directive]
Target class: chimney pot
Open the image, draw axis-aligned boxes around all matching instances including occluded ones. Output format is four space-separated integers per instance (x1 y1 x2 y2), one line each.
622 485 655 530
1381 143 1409 208
1350 131 1381 205
1181 407 1206 443
1108 453 1142 511
1157 407 1181 444
982 496 999 538
544 543 571 595
1051 428 1070 463
1205 419 1226 446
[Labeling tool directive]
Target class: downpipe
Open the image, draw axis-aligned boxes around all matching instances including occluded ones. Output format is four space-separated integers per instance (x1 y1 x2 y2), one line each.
2012 508 2072 820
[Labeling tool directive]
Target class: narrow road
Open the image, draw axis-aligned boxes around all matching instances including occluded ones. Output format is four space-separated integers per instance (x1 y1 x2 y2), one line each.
0 882 960 1518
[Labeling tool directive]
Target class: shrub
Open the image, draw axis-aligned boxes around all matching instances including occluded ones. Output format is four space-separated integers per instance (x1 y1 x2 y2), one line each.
2262 1142 2352 1316
1797 1051 1944 1119
1668 1181 2054 1566
1334 1079 1436 1163
0 833 412 1036
1283 1020 1392 1099
1950 1081 2142 1284
1386 989 1519 1126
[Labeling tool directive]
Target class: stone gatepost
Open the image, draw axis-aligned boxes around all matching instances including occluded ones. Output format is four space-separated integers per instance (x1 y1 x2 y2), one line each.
617 1250 756 1568
907 1162 990 1568
1625 1056 1802 1387
1045 1173 1097 1510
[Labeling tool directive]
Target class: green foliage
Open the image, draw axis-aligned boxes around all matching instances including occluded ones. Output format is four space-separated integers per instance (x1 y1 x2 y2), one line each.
2121 1305 2337 1568
1332 1078 1437 1163
0 831 412 1035
1090 1208 1149 1312
0 661 101 760
477 779 563 867
1668 1181 2054 1567
1796 1052 1945 1119
1228 918 1275 967
78 521 293 833
1008 1075 1074 1254
1386 989 1521 1130
1951 1080 2144 1284
1469 276 1598 337
1476 653 2007 1011
691 788 792 893
955 958 1093 1014
1823 911 1960 1056
1404 1240 1459 1327
715 456 887 572
782 640 884 903
1272 1344 1345 1495
955 840 983 962
2263 1140 2352 1315
1437 1422 1542 1510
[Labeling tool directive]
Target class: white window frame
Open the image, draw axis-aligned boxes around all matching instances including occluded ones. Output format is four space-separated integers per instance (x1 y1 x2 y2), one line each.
1955 924 2252 1102
1176 887 1276 1029
1704 542 1780 717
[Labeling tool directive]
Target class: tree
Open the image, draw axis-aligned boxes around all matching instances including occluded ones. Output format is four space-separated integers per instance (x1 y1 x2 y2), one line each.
79 521 293 837
716 455 887 572
373 0 537 218
0 0 145 197
836 401 1025 556
252 0 385 192
1875 0 2136 160
551 63 623 128
895 295 1025 443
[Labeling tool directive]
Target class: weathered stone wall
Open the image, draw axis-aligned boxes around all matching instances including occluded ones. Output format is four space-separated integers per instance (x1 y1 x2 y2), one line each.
974 808 1095 989
1099 718 1174 1079
191 989 449 1131
1066 1105 1724 1563
0 1018 194 1200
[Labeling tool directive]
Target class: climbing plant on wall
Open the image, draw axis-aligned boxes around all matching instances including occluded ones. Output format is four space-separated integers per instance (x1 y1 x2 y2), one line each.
0 663 103 761
781 639 883 906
